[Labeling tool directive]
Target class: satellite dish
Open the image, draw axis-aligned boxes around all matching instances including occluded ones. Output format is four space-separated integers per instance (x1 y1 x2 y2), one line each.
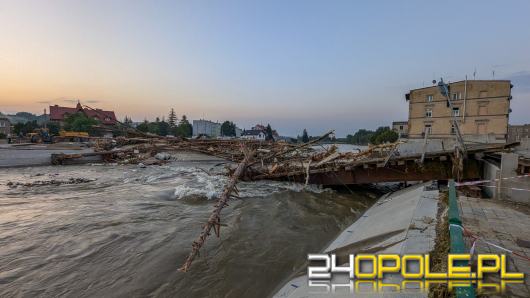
432 80 437 85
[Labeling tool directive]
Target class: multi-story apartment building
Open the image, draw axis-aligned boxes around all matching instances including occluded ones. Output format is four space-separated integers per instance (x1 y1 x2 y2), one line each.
392 121 409 138
192 119 221 137
508 124 530 143
405 80 512 142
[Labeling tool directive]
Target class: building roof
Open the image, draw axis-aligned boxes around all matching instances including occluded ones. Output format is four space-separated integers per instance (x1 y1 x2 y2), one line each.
408 79 511 93
83 109 117 125
242 129 264 136
49 102 117 125
405 80 512 101
392 121 408 125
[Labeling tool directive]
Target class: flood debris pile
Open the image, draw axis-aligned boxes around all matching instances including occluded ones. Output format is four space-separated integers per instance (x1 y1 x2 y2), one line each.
244 140 401 182
50 135 319 166
6 177 95 188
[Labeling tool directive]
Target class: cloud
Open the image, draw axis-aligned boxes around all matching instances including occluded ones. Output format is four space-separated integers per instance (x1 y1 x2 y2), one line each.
62 99 78 104
36 100 51 104
86 100 100 104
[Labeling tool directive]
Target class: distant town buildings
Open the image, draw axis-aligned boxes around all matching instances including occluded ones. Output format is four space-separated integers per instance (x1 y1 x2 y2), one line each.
241 130 266 140
391 121 408 138
405 80 512 142
192 119 221 137
49 102 117 125
0 117 11 136
508 124 530 143
235 127 242 137
192 119 246 138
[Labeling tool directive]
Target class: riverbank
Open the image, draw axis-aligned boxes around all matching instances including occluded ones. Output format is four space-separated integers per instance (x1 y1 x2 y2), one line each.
0 143 230 168
0 143 96 168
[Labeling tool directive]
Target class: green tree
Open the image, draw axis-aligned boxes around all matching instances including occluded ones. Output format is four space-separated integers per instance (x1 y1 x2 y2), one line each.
265 124 274 141
46 122 60 135
147 121 160 135
123 116 133 127
374 129 399 144
63 113 99 133
220 121 236 137
369 126 398 145
13 120 40 135
176 115 192 137
158 120 170 136
350 129 375 145
168 108 177 127
137 120 149 132
302 129 309 143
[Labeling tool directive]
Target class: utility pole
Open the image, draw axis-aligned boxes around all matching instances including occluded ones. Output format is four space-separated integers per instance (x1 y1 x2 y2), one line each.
438 78 467 181
438 78 466 154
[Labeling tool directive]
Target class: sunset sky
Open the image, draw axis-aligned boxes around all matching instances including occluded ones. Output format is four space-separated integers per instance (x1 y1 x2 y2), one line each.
1 0 529 136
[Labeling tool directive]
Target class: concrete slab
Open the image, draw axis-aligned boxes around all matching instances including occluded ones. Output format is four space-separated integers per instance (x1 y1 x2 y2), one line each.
273 183 439 297
459 196 530 297
0 147 96 167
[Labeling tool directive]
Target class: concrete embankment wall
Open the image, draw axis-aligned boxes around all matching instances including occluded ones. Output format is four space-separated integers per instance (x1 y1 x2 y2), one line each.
274 183 440 297
483 151 530 204
0 145 98 168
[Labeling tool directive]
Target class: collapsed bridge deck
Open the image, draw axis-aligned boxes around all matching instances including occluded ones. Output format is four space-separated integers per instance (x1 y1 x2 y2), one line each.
50 133 517 186
244 142 516 186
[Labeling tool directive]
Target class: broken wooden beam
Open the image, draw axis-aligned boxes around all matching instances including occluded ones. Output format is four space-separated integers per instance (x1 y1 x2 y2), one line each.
179 147 254 272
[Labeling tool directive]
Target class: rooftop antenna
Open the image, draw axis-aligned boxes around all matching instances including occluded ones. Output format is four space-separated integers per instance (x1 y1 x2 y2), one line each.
492 70 495 79
473 68 476 80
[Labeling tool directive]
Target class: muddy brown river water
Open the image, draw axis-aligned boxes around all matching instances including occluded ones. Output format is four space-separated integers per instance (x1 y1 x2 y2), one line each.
0 160 375 297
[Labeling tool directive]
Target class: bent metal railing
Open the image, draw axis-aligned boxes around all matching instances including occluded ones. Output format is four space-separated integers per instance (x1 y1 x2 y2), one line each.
448 179 475 298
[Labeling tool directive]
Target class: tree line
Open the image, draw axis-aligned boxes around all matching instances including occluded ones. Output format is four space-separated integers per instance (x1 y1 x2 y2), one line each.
293 127 398 145
134 108 192 137
346 126 398 145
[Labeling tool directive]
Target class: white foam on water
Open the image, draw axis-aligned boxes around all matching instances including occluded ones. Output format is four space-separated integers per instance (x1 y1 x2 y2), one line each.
121 164 333 200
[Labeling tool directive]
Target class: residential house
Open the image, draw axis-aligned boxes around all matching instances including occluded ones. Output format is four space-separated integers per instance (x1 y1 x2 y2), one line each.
241 130 266 140
49 102 117 126
0 117 11 136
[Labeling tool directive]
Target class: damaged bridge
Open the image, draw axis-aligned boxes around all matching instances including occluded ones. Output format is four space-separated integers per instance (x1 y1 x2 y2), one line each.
50 131 517 186
243 141 517 186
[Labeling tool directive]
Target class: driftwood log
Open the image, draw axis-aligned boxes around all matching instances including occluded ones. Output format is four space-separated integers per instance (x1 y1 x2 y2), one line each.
179 147 254 272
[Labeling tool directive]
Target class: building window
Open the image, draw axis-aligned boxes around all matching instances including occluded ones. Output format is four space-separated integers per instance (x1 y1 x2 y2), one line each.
478 104 488 115
452 107 460 117
451 124 456 134
399 125 403 130
424 124 432 134
425 109 432 118
452 92 462 100
477 122 487 134
426 95 433 102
